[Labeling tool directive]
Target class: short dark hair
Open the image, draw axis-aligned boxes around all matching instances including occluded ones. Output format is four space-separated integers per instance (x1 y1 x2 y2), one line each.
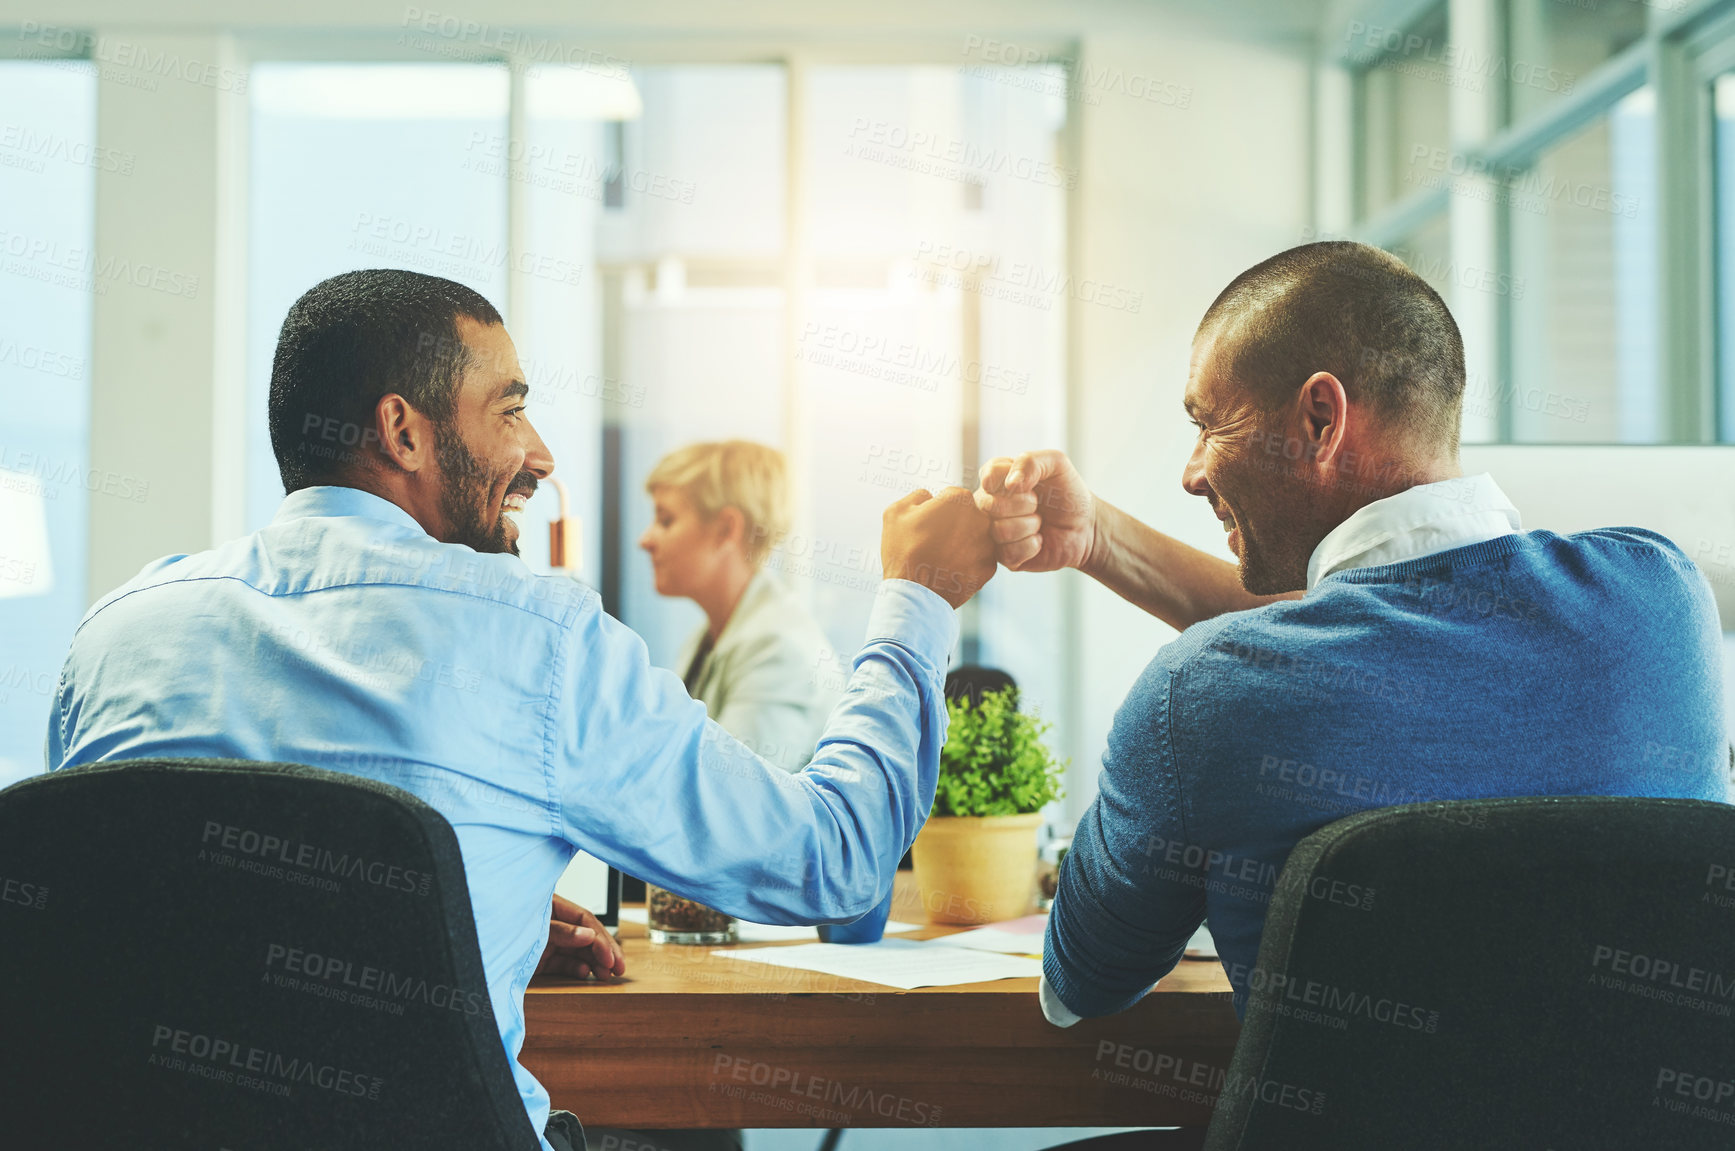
1197 241 1466 452
268 269 504 492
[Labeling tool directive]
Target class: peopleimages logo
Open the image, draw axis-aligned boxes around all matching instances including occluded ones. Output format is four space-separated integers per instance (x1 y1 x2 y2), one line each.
263 942 486 1017
1092 1042 1326 1116
1229 963 1441 1033
1343 22 1575 96
910 240 1143 313
149 1024 384 1100
200 820 433 896
1591 945 1735 1003
711 1054 942 1126
16 23 249 93
0 873 48 911
1705 862 1735 912
0 444 150 502
1656 1067 1735 1115
0 124 135 175
0 226 201 299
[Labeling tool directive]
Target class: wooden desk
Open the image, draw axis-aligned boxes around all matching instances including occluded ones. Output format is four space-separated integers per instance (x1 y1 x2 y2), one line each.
522 875 1239 1129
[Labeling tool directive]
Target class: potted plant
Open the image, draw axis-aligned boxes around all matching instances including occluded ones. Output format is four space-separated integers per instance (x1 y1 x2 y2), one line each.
913 687 1066 925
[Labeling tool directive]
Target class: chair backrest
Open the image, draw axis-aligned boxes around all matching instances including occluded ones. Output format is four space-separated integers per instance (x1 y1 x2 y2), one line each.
944 665 1017 709
1205 796 1735 1151
0 757 543 1150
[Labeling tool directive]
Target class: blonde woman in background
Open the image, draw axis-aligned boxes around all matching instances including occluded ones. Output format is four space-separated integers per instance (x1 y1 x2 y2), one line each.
638 440 839 771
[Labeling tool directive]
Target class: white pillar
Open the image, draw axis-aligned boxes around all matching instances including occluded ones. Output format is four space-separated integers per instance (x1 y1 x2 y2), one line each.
87 32 247 601
1448 0 1504 444
1312 61 1355 238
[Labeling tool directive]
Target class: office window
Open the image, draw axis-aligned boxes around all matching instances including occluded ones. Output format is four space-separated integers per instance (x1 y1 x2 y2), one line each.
1356 3 1451 219
246 63 510 532
0 61 96 787
601 66 788 666
1505 0 1648 124
504 67 626 579
597 62 1068 736
1507 86 1657 442
1384 211 1452 301
1717 74 1735 442
240 56 1071 759
1345 3 1735 444
1380 212 1505 444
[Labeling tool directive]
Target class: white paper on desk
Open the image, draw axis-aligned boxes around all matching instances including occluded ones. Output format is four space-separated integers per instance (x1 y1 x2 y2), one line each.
1182 923 1218 960
712 938 1044 989
737 919 924 943
928 913 1047 956
616 907 920 943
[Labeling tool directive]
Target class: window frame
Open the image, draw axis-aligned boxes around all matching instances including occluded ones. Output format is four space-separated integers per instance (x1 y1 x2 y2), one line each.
1689 6 1735 441
1342 0 1735 444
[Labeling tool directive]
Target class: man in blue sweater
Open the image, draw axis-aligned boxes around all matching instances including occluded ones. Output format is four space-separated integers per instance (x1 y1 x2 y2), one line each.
974 240 1728 1025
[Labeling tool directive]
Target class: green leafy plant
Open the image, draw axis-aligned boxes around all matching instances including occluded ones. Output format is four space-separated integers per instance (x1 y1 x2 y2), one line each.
933 687 1067 817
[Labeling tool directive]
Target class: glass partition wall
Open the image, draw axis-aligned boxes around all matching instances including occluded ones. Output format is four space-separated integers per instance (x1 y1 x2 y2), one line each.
0 61 96 787
242 54 1072 746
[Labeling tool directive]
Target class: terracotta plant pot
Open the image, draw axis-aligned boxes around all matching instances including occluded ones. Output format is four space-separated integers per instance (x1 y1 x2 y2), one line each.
912 813 1044 925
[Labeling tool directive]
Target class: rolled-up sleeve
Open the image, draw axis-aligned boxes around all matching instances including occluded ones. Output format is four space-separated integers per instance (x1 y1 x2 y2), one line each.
554 579 957 924
1043 660 1205 1021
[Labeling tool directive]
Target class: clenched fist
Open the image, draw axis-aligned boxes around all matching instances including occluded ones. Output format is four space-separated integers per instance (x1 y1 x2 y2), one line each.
973 449 1097 572
881 486 997 609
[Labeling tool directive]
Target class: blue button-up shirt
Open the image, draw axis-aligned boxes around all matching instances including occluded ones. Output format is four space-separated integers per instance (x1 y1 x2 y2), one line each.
48 485 957 1146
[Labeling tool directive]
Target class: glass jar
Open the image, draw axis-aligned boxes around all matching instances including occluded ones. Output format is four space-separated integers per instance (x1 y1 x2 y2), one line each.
1037 835 1071 912
646 884 738 945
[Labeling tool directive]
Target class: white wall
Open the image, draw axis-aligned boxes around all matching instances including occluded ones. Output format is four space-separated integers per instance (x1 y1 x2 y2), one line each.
87 33 248 598
1462 446 1735 626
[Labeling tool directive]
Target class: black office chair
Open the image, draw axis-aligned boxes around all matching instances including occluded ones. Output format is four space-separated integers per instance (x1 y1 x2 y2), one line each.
1204 795 1735 1149
943 664 1018 710
0 757 544 1150
1049 795 1735 1151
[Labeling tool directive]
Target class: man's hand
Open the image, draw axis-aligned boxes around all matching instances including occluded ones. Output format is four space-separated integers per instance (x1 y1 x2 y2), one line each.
882 486 997 609
974 449 1097 573
535 894 626 981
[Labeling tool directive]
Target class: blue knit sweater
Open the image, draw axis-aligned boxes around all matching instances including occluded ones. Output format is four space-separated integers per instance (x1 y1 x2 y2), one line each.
1044 528 1729 1020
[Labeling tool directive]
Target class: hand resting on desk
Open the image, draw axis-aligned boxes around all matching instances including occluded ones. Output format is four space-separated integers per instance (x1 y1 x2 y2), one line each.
536 893 627 981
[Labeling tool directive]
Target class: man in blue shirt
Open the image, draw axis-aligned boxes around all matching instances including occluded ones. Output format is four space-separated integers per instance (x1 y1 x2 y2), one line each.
974 240 1728 1027
49 270 997 1149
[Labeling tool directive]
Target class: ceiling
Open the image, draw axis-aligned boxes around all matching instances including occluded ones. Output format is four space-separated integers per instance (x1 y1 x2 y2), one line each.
0 0 1335 55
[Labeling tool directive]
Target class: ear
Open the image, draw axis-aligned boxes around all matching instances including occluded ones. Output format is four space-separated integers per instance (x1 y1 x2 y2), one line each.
713 506 747 552
1296 371 1350 468
374 394 433 474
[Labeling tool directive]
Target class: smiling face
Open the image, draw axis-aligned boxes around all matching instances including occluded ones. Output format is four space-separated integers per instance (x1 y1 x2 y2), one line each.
1181 330 1321 595
433 316 553 556
638 485 737 600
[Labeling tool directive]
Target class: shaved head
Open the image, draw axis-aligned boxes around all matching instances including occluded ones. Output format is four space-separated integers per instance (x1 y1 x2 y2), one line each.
1196 241 1466 454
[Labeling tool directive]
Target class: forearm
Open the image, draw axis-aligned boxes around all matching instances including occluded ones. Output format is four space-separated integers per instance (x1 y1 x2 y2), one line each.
1043 800 1196 1021
723 579 957 921
1043 678 1207 1023
559 580 956 926
1083 498 1297 631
